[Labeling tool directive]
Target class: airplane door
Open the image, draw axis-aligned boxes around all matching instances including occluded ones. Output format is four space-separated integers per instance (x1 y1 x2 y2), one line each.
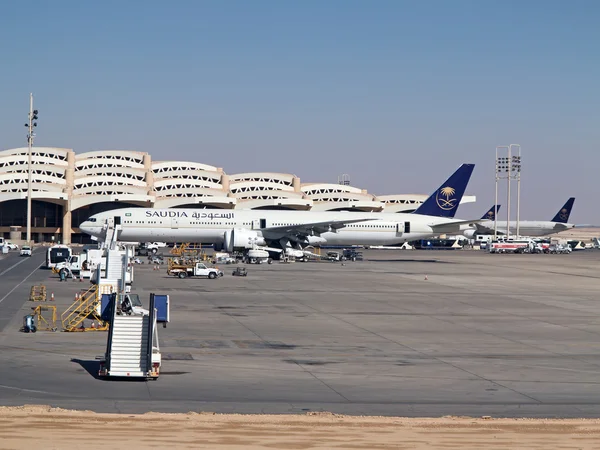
171 218 179 229
396 223 403 235
404 221 411 233
252 219 261 229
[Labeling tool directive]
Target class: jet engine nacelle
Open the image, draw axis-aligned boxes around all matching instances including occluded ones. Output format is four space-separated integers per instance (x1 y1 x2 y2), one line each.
285 248 304 258
463 229 477 239
223 228 266 252
306 235 327 246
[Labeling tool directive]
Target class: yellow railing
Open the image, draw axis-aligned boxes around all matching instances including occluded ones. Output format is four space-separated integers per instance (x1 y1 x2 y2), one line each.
61 285 108 332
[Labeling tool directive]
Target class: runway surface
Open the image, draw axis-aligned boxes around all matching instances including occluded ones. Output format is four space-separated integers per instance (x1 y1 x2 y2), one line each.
1 248 600 417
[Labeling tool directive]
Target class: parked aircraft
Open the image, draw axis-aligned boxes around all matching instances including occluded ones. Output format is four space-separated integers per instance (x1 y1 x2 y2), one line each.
463 198 575 238
480 204 501 221
80 164 481 252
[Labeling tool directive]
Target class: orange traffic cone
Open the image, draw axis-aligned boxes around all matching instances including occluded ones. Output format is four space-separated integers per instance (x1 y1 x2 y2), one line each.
50 292 55 301
91 321 96 329
79 273 83 282
424 274 428 280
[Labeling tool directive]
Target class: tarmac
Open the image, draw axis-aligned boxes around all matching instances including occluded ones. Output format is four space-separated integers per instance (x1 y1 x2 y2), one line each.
1 247 600 417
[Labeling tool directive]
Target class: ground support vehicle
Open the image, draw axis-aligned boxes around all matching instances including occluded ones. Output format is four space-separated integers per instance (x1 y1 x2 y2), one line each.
168 262 223 279
232 267 247 276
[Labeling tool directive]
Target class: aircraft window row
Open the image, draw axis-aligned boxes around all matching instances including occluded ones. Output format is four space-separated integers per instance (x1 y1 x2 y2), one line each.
351 224 394 228
123 220 162 224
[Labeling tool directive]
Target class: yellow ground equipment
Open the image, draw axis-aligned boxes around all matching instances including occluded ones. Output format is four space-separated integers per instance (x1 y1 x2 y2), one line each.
170 243 205 259
31 305 58 331
29 285 47 302
61 285 108 332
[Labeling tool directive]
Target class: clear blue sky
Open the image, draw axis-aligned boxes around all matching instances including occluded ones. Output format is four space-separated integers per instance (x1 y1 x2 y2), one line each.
1 0 598 223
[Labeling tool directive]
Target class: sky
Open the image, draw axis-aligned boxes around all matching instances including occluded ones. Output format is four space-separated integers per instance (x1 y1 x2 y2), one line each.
1 0 598 223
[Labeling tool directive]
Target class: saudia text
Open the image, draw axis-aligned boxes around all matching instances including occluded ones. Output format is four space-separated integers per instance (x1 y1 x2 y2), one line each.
145 211 235 220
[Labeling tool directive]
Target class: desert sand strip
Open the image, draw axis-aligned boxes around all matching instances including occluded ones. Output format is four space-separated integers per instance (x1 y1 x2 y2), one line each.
1 406 600 449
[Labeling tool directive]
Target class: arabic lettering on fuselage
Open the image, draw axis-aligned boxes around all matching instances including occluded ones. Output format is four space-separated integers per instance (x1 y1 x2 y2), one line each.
145 210 235 220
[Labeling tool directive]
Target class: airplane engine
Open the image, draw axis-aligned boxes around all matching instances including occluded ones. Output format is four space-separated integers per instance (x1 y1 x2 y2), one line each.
223 228 266 252
463 229 477 239
306 235 327 246
285 248 304 258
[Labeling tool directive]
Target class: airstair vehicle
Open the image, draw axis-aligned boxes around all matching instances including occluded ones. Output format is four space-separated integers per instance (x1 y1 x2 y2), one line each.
98 293 162 379
91 216 169 379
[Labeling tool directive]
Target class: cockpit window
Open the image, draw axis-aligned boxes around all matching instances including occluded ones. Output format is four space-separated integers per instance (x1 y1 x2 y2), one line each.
87 218 97 222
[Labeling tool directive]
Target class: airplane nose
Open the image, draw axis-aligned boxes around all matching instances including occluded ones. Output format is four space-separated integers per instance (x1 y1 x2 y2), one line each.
80 222 93 234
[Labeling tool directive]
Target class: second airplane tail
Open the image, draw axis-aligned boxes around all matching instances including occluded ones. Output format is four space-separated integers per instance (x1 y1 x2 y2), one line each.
481 204 501 220
413 163 475 218
551 197 575 223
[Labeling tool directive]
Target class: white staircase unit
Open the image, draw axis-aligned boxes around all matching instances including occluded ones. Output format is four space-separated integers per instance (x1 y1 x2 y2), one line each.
107 315 149 377
101 217 122 250
105 250 126 282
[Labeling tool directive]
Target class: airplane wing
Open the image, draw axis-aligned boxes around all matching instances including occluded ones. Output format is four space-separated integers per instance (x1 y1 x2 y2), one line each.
262 217 377 240
429 219 486 234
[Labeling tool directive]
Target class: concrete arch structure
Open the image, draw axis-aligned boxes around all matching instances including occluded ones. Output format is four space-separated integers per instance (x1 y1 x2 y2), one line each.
301 183 384 212
379 194 477 213
152 161 220 173
0 147 476 244
229 172 298 188
75 150 146 168
228 177 313 210
0 147 69 196
229 180 296 195
232 190 312 211
301 183 365 196
151 161 227 210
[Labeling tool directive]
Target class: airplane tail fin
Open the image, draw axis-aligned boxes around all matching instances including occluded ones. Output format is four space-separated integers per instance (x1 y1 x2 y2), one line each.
551 197 575 223
481 204 501 220
413 164 475 218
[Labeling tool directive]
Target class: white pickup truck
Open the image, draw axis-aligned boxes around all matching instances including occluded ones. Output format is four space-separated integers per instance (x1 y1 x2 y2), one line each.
146 242 167 254
170 262 223 280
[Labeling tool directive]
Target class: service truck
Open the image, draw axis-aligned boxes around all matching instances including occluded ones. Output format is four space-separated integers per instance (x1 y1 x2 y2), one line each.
54 249 106 279
168 262 223 279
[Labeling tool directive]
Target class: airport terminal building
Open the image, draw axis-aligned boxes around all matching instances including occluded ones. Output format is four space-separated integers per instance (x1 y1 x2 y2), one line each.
0 147 475 244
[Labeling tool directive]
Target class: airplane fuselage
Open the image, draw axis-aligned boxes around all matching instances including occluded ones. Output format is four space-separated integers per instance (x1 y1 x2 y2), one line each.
477 220 573 237
80 207 471 247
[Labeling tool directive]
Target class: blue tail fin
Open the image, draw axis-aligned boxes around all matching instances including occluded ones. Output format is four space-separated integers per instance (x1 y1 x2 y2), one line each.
551 197 575 223
481 204 501 220
413 164 475 218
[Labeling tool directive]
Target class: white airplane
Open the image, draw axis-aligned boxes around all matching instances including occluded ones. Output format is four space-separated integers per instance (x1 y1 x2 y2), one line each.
463 198 576 238
80 164 481 253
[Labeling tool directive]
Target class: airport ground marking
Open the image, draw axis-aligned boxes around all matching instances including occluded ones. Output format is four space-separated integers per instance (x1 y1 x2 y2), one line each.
0 260 44 306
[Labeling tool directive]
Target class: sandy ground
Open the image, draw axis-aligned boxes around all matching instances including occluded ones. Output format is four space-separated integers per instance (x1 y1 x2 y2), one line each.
0 406 600 449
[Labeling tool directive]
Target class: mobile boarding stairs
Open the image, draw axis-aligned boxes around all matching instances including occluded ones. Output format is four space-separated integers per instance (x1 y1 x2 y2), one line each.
98 293 162 379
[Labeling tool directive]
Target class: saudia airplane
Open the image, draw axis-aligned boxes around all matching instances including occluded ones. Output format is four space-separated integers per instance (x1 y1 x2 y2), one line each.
463 198 576 238
80 163 480 252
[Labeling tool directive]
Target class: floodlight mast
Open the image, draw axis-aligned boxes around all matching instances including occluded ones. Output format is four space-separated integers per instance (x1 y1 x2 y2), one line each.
25 93 39 245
